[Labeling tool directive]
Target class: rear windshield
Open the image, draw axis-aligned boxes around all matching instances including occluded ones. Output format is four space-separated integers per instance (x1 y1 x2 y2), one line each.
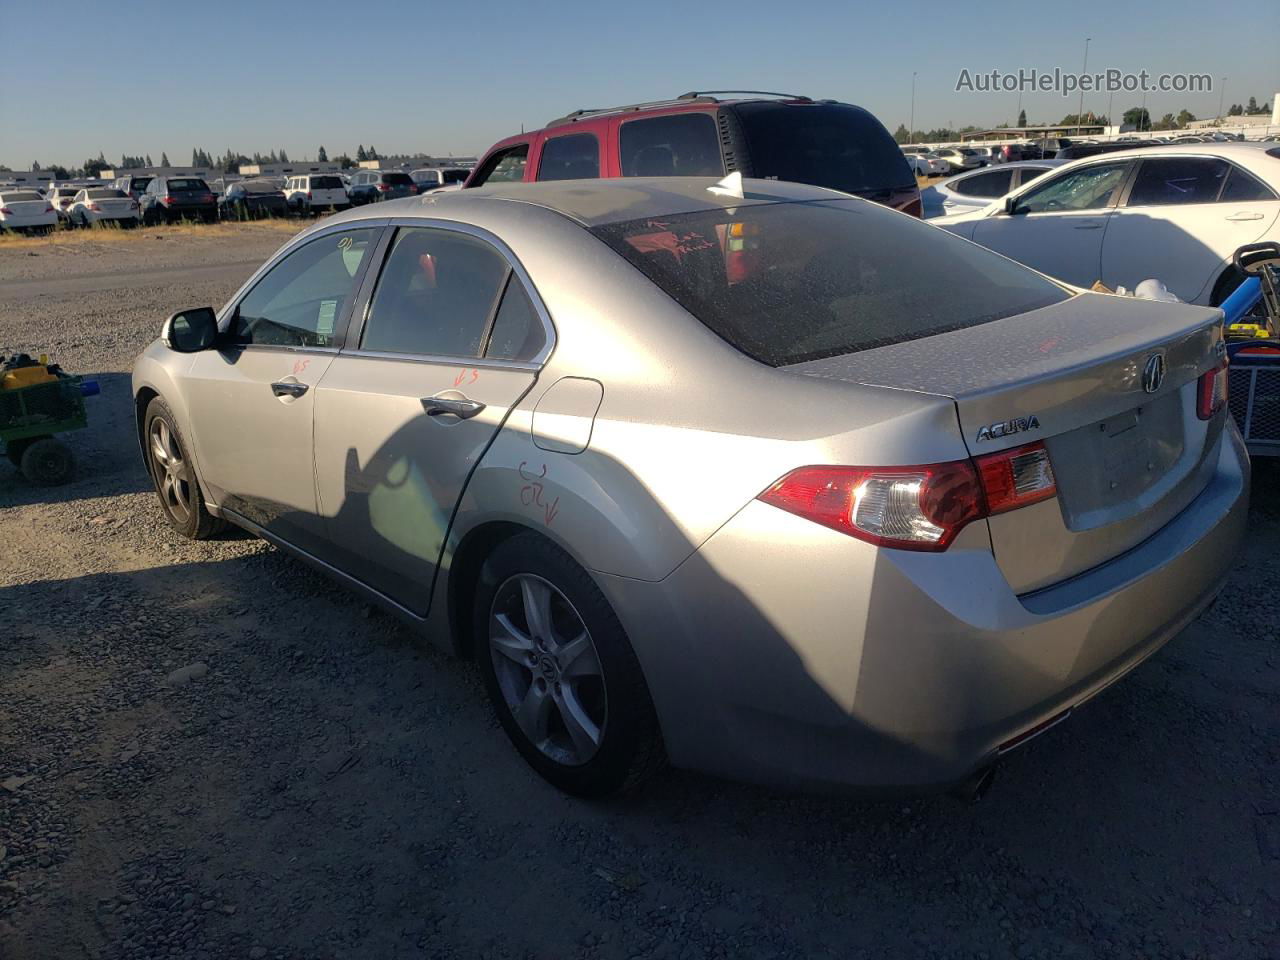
311 176 343 189
443 169 469 184
167 178 208 191
382 173 413 185
590 200 1068 366
240 180 281 194
733 102 915 194
131 177 153 189
1 191 41 201
87 188 126 199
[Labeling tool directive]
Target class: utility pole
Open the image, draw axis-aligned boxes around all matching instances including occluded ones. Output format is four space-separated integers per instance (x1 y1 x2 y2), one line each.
1141 88 1148 131
1077 37 1091 135
1217 77 1226 124
910 71 917 141
1107 89 1115 131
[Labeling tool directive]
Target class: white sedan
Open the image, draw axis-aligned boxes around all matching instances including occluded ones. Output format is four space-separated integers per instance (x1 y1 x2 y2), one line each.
933 142 1280 305
0 189 57 233
67 188 140 228
921 161 1065 218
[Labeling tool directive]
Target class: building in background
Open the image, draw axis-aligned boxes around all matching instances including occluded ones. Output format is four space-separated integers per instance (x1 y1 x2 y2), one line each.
238 161 342 177
98 167 217 181
357 155 477 171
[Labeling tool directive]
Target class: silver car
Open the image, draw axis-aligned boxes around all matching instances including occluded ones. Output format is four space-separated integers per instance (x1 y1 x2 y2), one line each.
132 178 1249 798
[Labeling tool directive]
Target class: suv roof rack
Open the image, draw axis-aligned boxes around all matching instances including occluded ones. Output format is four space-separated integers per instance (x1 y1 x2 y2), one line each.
545 90 814 128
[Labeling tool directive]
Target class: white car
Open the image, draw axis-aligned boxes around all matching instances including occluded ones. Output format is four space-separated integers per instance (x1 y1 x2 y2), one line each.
283 174 350 216
0 189 57 233
410 167 471 191
930 147 984 172
902 147 948 176
934 142 1280 305
44 185 83 222
969 145 1001 165
67 187 140 227
921 161 1066 218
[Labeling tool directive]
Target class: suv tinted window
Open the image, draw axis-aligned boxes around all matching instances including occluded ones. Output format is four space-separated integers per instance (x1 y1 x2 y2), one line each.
233 229 376 347
1217 164 1277 202
1127 158 1228 205
361 228 508 357
474 145 529 185
950 169 1013 198
1016 162 1129 213
484 277 545 361
537 133 600 181
382 173 413 186
591 201 1066 366
620 113 722 177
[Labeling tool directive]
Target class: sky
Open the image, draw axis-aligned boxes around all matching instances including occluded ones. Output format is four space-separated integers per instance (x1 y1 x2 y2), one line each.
3 0 1277 170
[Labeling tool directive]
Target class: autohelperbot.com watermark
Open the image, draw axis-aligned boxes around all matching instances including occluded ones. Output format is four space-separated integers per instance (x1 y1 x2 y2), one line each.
956 68 1212 98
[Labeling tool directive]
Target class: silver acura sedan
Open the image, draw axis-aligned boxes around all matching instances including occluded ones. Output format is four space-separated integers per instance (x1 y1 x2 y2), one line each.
132 177 1249 798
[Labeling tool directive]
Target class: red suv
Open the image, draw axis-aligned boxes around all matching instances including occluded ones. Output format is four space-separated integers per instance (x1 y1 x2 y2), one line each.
465 91 921 216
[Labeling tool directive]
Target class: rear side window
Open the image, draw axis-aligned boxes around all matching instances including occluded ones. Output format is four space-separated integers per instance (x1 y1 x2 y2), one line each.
485 277 546 361
537 133 600 181
732 102 914 194
1218 165 1277 202
1015 167 1049 187
950 169 1014 198
1127 158 1228 206
590 200 1067 366
619 113 723 177
361 227 509 358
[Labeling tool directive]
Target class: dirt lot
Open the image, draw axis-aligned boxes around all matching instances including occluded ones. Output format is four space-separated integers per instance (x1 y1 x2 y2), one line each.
1 224 1278 960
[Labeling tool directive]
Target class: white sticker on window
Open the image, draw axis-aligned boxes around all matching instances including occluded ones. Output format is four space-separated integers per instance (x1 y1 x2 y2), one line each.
317 299 337 338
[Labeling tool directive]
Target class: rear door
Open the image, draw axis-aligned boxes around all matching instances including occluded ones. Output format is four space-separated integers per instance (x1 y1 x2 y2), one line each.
1100 156 1280 303
182 224 382 555
968 160 1133 288
312 221 550 614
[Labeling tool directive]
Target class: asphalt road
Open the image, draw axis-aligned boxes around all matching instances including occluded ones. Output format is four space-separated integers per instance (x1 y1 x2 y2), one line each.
1 224 1277 960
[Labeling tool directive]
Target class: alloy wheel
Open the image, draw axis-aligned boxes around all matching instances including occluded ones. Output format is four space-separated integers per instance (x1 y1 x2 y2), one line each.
149 417 192 523
488 574 607 766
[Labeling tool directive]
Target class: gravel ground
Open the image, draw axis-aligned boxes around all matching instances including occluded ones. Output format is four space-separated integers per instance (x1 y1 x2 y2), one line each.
1 226 1278 960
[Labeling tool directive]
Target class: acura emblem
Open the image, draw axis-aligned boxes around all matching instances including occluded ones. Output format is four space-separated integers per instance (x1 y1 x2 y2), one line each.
1142 354 1165 394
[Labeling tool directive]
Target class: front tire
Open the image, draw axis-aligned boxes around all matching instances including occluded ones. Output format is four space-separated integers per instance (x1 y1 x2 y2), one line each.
474 533 664 797
144 397 224 539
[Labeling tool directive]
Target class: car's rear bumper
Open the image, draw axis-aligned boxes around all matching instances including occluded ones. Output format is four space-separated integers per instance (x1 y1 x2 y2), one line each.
599 425 1249 792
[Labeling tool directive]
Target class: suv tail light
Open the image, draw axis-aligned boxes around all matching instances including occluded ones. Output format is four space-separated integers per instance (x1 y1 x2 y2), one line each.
160 195 174 205
758 442 1058 552
306 191 313 200
88 202 102 212
1196 358 1228 420
376 182 391 191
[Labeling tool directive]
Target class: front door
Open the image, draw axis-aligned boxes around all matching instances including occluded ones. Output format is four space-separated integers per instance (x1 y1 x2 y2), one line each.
969 160 1133 288
183 225 380 554
313 224 549 614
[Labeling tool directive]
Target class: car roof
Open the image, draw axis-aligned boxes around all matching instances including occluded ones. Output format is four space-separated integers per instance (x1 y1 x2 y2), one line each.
312 177 848 232
1047 140 1278 176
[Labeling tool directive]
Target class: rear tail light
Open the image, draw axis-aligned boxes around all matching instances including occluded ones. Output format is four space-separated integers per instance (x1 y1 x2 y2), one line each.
1196 358 1229 420
974 442 1057 514
902 196 923 218
160 195 174 205
758 441 1058 552
43 205 54 214
376 182 391 191
0 207 11 215
306 191 313 200
88 203 102 212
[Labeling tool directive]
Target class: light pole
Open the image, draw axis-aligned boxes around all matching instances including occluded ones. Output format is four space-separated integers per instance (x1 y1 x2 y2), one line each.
1217 76 1227 124
1141 88 1148 131
1107 89 1114 132
910 71 917 141
1076 37 1091 135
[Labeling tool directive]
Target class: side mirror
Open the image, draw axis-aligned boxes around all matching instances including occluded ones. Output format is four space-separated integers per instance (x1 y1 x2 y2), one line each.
1003 195 1024 216
161 307 219 353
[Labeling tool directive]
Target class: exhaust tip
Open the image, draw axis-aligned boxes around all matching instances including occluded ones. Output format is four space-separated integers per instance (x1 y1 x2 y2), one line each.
950 764 997 804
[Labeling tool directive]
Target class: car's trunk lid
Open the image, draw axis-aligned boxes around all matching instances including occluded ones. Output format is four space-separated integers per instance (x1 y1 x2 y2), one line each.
788 293 1227 593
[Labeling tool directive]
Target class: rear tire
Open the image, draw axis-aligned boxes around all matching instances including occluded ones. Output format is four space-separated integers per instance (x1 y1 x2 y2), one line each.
144 397 224 539
20 437 75 486
473 532 665 798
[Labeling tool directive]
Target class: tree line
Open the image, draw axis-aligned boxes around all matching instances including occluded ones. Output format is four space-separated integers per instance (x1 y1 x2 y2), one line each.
12 144 391 179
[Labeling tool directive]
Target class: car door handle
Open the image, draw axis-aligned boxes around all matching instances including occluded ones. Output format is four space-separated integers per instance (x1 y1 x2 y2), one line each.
1073 221 1104 230
421 393 485 419
1224 212 1264 222
271 380 309 398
